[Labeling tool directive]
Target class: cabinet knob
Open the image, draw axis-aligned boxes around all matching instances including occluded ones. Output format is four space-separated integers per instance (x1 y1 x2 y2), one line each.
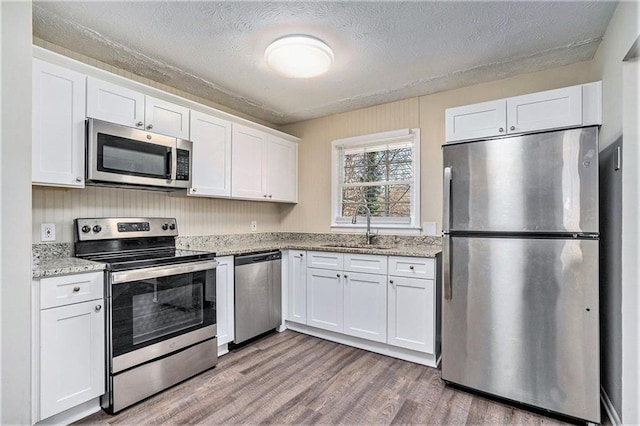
268 195 272 198
336 273 340 278
389 280 394 285
344 274 348 278
136 121 143 127
300 253 304 257
264 194 268 198
146 124 154 130
73 286 80 292
75 177 82 183
498 127 504 133
510 126 516 131
95 304 102 312
192 188 197 193
409 265 414 270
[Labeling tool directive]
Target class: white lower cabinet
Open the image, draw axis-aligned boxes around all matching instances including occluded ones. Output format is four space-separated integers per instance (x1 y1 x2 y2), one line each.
306 267 343 333
285 250 441 367
35 272 105 422
286 251 307 324
343 272 387 343
387 276 434 353
215 256 235 353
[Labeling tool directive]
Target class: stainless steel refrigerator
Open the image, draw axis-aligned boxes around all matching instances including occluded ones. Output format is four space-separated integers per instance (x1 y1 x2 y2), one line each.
441 127 600 422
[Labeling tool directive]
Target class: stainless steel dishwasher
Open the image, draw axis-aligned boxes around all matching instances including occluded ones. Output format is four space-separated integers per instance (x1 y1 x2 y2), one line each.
233 251 282 344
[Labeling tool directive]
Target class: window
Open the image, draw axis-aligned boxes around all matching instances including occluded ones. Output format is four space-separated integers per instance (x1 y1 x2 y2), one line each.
332 128 420 230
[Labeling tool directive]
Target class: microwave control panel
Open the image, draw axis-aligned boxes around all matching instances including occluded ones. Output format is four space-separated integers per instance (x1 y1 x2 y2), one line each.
176 149 190 181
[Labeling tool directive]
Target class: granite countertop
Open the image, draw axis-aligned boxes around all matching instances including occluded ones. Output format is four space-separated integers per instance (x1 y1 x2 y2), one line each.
32 233 442 278
32 257 106 279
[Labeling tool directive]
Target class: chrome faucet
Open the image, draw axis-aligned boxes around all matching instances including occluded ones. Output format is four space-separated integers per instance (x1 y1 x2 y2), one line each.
351 204 376 245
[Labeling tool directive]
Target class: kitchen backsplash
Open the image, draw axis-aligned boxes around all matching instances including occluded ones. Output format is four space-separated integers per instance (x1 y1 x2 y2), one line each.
32 186 285 243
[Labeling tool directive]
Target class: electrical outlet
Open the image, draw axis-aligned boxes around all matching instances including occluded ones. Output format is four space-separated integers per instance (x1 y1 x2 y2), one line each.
41 223 56 242
251 220 257 232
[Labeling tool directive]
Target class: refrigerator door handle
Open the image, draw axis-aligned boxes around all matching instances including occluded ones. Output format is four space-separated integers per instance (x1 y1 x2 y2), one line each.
443 167 452 233
443 234 452 300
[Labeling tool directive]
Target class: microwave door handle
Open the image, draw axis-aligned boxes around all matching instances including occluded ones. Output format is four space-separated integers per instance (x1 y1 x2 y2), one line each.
165 149 173 180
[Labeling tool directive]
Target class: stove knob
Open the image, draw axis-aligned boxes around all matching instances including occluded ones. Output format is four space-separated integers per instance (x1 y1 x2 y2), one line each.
169 223 176 230
93 225 102 233
162 223 169 230
81 225 91 233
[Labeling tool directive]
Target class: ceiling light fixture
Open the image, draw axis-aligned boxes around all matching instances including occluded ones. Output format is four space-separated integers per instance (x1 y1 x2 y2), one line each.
265 35 334 79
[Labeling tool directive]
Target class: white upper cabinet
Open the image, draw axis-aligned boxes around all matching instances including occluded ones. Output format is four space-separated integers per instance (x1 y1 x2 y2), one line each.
144 96 190 139
87 78 189 139
189 111 232 197
231 124 298 203
86 77 144 129
266 135 298 202
446 99 507 143
32 59 86 188
445 82 602 142
231 124 268 199
506 85 582 134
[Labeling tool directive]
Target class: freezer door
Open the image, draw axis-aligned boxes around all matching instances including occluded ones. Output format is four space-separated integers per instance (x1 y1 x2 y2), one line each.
443 127 598 233
441 236 600 422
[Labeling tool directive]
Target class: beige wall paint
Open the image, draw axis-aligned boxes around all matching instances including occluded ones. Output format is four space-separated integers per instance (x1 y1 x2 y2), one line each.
33 186 286 244
282 60 598 234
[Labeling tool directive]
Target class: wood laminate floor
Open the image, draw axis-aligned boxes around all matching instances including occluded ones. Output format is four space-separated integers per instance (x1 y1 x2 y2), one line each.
78 330 591 425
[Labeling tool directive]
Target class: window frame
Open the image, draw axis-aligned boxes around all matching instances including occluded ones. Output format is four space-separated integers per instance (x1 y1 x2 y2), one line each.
331 128 421 232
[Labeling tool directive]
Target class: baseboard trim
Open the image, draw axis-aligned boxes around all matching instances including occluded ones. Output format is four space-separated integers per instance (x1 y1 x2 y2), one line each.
601 386 622 426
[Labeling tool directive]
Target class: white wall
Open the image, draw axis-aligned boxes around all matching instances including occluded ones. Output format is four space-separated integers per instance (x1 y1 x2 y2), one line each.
0 1 33 423
621 57 639 425
592 1 640 423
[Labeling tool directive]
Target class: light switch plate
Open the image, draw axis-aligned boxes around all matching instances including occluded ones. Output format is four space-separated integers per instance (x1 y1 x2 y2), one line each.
41 223 56 242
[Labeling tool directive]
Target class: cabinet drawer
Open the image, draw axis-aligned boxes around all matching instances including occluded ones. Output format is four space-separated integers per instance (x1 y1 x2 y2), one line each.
307 251 343 270
40 272 104 309
388 256 435 279
344 253 387 275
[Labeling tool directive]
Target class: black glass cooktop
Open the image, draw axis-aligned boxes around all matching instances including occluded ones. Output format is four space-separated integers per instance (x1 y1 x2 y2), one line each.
80 248 216 272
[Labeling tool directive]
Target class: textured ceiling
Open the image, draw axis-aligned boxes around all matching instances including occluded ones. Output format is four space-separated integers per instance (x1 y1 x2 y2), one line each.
32 1 617 125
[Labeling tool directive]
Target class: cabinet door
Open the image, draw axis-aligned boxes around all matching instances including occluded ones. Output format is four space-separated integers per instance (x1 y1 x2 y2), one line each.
40 300 105 420
507 85 582 134
306 268 343 333
144 96 190 139
266 135 297 202
32 59 86 188
343 272 387 343
215 256 235 346
189 111 232 197
86 77 145 128
387 276 434 353
231 124 267 199
287 251 307 324
445 99 506 142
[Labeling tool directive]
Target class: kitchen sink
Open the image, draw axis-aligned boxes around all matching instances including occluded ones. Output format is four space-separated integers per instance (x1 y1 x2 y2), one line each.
320 243 395 250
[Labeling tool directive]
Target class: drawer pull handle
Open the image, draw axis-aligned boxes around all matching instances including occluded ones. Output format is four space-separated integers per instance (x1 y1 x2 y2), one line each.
409 265 415 270
95 304 102 312
73 286 81 292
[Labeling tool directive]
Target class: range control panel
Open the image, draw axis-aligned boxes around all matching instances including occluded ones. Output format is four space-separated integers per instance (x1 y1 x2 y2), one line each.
75 218 178 241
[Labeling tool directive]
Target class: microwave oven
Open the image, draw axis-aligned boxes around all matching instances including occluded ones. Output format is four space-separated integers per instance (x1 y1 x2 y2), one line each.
86 119 192 190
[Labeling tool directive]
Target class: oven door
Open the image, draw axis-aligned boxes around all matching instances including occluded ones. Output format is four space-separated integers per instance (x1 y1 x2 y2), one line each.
108 260 217 373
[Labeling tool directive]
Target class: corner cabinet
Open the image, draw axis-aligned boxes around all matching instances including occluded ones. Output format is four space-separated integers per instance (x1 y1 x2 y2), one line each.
445 81 602 142
32 59 86 188
231 123 298 203
285 250 441 367
33 272 105 422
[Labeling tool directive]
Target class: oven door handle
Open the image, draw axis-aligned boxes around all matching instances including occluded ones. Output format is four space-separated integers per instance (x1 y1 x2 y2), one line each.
111 260 218 284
